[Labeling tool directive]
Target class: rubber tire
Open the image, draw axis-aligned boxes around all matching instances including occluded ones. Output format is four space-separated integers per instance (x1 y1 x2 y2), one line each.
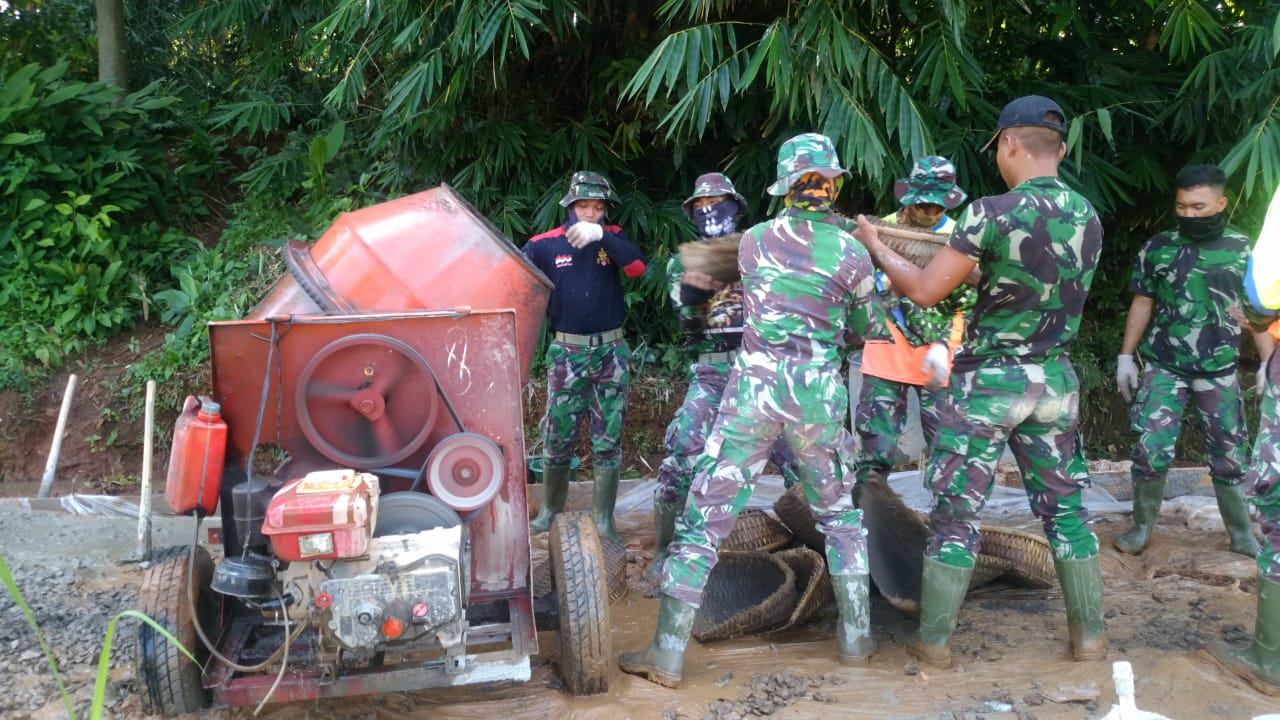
136 546 217 717
549 511 611 696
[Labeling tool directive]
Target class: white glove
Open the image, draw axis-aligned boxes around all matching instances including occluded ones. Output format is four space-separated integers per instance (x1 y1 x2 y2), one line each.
920 343 951 391
1255 370 1267 397
1116 354 1140 403
566 222 603 248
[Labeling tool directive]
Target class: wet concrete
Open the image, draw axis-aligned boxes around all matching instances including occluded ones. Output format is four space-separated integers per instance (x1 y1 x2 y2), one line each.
2 488 1278 719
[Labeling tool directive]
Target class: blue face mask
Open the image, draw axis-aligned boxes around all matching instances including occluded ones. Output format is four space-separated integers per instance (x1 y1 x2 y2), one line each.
693 198 739 237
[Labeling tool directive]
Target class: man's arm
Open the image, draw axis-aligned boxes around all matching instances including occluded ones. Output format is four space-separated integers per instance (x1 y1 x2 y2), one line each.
1255 330 1275 366
1120 295 1154 355
851 214 975 307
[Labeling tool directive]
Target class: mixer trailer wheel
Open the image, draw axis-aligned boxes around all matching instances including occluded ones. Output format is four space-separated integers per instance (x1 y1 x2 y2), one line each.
136 545 219 717
549 511 611 696
295 333 441 469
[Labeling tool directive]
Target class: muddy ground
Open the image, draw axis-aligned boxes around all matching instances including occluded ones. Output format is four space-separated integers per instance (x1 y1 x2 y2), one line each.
0 494 1277 720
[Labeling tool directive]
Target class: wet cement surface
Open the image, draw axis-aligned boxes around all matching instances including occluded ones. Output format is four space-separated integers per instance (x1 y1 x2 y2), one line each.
1 494 1278 719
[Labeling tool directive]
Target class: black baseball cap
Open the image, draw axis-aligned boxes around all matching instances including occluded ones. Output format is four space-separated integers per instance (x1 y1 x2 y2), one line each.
980 95 1067 152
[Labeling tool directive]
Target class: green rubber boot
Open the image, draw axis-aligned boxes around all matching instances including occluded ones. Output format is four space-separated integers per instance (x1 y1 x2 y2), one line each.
592 463 622 543
1054 555 1108 660
529 462 571 534
833 573 876 665
1213 481 1261 557
644 495 681 581
891 555 973 668
1209 576 1280 696
1112 478 1166 555
619 594 698 688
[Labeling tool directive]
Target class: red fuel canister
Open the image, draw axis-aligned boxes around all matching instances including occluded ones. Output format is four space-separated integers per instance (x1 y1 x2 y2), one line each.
164 395 228 516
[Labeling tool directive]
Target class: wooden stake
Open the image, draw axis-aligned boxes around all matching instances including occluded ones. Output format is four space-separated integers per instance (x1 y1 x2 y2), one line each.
37 374 78 499
135 380 157 562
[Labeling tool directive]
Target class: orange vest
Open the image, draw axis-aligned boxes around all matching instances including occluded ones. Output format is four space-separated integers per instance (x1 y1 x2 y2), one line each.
861 308 964 387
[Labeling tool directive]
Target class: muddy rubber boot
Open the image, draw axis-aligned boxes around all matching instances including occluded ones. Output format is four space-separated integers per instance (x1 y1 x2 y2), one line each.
619 594 697 688
644 496 680 581
529 462 571 534
1112 478 1165 555
592 463 622 543
1213 481 1261 557
833 573 876 665
891 554 973 669
1208 575 1280 696
1054 554 1108 660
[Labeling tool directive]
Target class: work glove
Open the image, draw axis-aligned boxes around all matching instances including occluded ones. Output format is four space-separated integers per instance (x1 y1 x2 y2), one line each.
566 222 603 248
920 343 951 391
1116 354 1140 403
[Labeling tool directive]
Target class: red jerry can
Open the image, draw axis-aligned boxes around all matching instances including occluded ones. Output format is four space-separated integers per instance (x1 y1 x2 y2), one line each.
164 395 228 516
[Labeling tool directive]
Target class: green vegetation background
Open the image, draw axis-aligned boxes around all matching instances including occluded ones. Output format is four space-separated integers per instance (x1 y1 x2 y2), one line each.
3 0 1278 463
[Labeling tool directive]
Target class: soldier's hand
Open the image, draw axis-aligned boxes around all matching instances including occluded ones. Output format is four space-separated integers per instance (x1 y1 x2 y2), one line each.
566 222 603 248
1116 354 1140 403
921 343 951 390
851 214 881 247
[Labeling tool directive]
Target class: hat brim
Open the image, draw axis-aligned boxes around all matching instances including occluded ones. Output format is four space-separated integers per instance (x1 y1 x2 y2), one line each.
560 194 616 207
896 183 968 210
766 167 850 196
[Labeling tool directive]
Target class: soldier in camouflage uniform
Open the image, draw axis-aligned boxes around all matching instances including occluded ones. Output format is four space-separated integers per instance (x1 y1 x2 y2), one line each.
1210 217 1280 693
1112 164 1266 558
853 95 1107 667
522 171 647 543
645 173 801 580
857 156 974 484
620 134 882 687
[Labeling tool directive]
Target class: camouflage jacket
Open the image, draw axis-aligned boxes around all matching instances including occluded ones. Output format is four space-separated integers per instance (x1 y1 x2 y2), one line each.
666 254 745 356
1131 227 1250 377
948 176 1103 372
718 207 882 422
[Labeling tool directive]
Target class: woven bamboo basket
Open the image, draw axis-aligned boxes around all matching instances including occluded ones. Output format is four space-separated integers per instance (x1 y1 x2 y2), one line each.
678 233 742 284
693 551 797 642
770 546 834 631
865 217 949 269
532 535 629 604
721 509 793 553
772 483 827 554
978 525 1055 589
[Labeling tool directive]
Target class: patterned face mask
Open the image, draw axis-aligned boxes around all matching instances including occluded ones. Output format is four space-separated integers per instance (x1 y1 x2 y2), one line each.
901 204 945 230
693 198 739 237
784 173 843 212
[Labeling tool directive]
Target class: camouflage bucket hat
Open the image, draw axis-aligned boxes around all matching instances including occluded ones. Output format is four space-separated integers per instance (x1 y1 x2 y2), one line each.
894 156 967 209
766 133 850 196
682 172 747 218
559 170 618 207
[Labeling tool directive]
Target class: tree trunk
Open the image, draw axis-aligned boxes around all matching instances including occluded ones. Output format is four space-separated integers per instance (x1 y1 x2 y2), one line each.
96 0 128 89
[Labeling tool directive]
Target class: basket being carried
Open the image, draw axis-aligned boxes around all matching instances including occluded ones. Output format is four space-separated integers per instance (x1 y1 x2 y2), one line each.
678 233 742 285
859 216 950 269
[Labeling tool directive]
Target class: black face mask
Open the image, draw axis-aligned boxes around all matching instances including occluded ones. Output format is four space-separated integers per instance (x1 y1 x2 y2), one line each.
1177 212 1226 242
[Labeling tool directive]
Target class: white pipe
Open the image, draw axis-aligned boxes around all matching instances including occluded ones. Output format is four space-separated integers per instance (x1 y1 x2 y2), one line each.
134 380 157 561
37 374 78 499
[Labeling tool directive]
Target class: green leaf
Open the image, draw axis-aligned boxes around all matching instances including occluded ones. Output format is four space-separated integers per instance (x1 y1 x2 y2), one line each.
0 132 39 145
0 555 77 719
1097 108 1114 147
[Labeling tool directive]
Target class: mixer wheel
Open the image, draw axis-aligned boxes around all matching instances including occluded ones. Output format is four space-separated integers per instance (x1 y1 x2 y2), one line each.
549 511 611 696
136 546 218 717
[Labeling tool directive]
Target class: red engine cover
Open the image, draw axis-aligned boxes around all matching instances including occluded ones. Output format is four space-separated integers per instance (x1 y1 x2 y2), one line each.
261 470 379 561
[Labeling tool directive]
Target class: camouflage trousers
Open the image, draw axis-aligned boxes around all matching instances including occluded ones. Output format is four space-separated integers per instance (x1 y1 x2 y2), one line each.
539 339 630 468
1249 350 1280 581
1131 366 1247 486
656 360 801 506
925 358 1098 567
662 413 867 606
855 374 943 481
